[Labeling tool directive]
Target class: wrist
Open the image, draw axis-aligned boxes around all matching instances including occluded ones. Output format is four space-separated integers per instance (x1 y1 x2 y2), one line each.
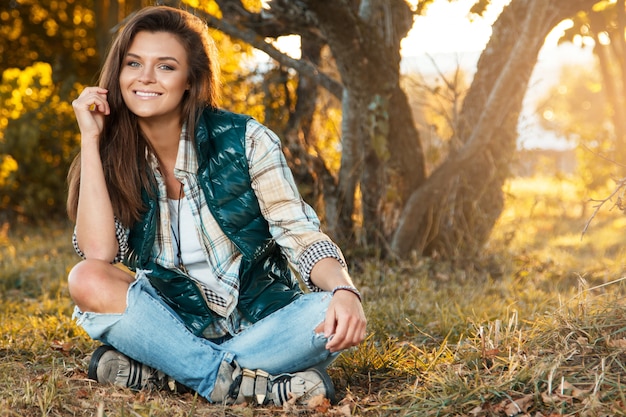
332 285 362 302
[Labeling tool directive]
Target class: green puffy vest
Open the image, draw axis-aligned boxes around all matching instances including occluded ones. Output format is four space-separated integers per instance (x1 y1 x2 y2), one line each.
124 109 302 336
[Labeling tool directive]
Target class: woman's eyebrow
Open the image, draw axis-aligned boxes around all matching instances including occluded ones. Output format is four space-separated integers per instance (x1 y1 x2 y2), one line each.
126 52 181 63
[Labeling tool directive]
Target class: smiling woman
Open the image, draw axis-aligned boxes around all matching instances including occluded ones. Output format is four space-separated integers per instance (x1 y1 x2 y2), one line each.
65 4 366 408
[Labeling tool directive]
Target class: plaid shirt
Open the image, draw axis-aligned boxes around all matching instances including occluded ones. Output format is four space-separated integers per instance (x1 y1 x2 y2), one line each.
74 119 346 339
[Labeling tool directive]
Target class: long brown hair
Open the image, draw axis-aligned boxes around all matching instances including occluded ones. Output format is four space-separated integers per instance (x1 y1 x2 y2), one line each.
67 6 220 227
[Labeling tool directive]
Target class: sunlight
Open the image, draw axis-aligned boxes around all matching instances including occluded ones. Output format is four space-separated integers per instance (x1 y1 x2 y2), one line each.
270 35 301 59
260 0 514 58
401 0 511 56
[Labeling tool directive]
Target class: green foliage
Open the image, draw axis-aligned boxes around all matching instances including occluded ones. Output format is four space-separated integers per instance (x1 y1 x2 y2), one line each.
0 0 99 222
0 63 80 222
0 0 99 81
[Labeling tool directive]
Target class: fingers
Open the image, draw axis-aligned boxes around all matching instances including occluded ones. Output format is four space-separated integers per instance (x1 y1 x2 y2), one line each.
72 87 110 139
326 315 366 352
322 292 367 353
73 87 110 115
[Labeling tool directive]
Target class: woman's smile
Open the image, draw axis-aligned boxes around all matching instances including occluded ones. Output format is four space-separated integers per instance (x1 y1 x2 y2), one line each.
134 90 162 98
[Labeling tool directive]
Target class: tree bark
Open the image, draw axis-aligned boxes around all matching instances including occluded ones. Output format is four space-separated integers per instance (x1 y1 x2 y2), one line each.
301 0 421 247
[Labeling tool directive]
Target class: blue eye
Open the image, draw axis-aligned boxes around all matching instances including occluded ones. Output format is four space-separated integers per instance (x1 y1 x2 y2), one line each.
158 64 175 71
126 61 141 68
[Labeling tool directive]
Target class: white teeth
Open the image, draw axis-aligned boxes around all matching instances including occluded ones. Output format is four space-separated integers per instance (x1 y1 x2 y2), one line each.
135 91 160 97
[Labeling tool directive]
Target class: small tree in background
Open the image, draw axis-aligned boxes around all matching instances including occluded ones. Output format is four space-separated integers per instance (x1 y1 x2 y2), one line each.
0 63 78 222
535 63 618 217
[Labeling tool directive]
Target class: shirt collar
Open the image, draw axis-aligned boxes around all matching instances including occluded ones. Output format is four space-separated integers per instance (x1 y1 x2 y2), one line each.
174 122 198 177
147 122 198 178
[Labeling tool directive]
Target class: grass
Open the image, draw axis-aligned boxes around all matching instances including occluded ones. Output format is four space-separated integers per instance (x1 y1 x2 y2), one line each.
3 175 626 416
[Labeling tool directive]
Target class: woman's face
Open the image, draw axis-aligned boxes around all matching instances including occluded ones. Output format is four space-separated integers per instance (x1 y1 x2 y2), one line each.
119 31 190 123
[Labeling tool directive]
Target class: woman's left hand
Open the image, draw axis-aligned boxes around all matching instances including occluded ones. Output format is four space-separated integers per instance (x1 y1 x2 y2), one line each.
315 289 367 353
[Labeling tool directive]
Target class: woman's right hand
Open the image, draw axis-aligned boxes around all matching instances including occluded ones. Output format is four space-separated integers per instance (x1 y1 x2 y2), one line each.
72 87 110 140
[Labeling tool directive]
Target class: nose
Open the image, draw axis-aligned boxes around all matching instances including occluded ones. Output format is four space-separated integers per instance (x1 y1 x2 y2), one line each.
138 66 156 84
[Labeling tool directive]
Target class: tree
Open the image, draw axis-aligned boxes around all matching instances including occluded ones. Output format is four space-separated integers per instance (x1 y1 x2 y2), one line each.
0 0 101 222
0 63 78 222
393 0 600 259
158 0 421 250
0 0 101 94
172 0 600 260
0 0 605 260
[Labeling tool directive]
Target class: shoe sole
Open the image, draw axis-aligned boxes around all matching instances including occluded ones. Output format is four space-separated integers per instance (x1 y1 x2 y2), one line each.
87 345 117 382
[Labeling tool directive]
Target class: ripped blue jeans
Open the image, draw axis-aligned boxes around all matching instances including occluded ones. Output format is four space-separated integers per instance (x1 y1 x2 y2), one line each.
73 272 337 400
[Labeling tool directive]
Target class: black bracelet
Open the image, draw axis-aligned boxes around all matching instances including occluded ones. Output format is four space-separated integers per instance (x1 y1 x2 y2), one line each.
332 285 362 302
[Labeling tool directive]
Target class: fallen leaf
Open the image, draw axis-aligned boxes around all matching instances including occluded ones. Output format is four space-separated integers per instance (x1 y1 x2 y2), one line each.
336 403 352 416
50 340 74 352
340 392 356 405
307 394 331 413
558 380 589 400
504 394 533 416
282 393 299 413
607 338 626 349
483 348 500 358
75 388 90 399
469 405 484 416
541 390 573 406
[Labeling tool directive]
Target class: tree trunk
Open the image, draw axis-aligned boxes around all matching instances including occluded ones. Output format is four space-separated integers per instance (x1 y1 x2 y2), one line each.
391 0 598 259
302 0 421 248
281 37 330 213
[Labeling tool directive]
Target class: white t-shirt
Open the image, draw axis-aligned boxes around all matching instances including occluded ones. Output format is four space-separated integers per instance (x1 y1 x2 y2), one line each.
168 196 231 302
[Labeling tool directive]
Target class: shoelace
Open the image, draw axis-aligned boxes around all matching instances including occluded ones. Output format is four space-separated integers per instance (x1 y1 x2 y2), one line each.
270 375 294 405
126 358 168 391
126 358 146 390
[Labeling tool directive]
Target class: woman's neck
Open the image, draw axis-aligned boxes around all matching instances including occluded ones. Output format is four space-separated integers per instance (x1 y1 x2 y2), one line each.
140 117 182 162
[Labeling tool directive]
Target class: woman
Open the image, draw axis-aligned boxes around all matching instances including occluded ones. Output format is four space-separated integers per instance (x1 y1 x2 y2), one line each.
66 5 366 406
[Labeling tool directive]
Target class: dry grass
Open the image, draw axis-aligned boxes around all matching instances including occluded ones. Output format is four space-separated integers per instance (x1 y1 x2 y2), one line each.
3 175 626 416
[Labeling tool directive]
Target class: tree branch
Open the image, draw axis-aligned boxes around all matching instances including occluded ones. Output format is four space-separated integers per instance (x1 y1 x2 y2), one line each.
157 0 343 98
582 177 626 238
207 12 343 98
216 0 319 39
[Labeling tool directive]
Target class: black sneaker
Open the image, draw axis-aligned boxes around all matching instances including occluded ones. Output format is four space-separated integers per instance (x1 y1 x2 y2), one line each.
88 345 177 392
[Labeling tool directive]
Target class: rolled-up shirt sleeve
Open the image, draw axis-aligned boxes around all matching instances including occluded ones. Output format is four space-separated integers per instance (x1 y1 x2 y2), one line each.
245 119 347 291
298 240 347 291
72 217 129 264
